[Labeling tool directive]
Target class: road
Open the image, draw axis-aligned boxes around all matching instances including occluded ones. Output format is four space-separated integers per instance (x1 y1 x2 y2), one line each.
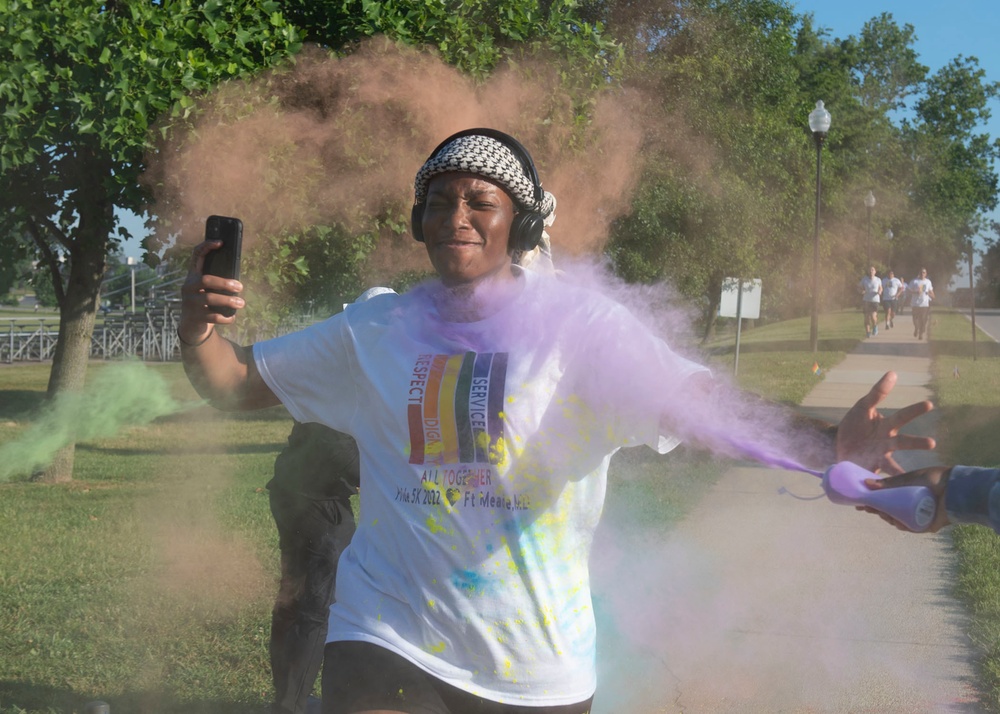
959 307 1000 342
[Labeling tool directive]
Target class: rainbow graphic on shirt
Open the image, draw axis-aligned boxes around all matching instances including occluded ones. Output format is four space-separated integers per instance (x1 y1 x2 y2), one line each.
407 352 508 466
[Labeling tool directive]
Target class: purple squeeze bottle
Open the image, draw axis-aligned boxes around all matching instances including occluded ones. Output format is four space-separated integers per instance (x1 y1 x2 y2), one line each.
822 461 937 532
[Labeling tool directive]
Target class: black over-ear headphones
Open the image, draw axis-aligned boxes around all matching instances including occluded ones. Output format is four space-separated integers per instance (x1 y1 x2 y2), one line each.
411 128 546 252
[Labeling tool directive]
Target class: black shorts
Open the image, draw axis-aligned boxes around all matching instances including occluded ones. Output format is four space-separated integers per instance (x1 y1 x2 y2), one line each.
322 641 594 714
864 301 879 313
882 299 896 311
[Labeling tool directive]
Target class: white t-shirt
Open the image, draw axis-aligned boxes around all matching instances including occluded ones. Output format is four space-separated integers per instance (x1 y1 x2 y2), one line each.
882 277 903 300
254 270 708 705
860 275 881 303
909 278 934 307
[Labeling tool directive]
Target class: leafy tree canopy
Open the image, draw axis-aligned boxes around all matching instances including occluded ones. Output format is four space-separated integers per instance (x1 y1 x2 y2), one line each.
0 0 301 480
1 0 302 246
279 0 621 84
601 1 999 334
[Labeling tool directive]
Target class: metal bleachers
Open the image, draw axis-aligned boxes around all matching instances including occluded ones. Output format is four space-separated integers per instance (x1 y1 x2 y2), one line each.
1 306 182 363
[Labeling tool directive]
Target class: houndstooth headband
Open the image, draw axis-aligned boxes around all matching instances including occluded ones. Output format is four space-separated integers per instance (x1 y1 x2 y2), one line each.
413 133 557 219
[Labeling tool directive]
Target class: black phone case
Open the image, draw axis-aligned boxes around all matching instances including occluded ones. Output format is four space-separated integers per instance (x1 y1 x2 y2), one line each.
202 215 243 317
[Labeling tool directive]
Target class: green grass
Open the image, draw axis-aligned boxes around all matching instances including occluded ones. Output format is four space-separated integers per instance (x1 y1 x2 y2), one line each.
928 310 1000 712
702 310 858 404
0 309 944 713
0 310 59 319
929 310 1000 467
0 363 286 713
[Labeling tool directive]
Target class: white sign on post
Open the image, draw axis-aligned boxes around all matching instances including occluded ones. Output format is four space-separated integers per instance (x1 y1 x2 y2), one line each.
718 278 762 319
719 278 762 376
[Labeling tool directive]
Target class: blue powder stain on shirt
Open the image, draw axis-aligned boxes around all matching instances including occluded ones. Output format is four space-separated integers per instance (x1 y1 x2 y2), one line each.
452 569 500 596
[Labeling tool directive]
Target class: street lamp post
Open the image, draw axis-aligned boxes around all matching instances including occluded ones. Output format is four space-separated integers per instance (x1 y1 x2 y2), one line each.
864 190 876 268
886 228 894 266
969 239 978 361
808 100 831 353
127 256 137 314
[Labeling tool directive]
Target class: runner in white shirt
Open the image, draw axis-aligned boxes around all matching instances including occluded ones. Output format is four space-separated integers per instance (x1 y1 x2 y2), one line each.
859 265 882 338
881 269 904 330
175 129 935 714
908 268 935 340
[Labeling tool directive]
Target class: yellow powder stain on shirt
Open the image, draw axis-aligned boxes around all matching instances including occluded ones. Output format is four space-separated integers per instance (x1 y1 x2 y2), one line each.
426 641 447 654
490 437 509 469
426 515 448 535
422 480 455 514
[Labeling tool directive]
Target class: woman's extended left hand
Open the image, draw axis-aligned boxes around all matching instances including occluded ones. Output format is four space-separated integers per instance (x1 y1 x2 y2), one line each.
835 371 935 475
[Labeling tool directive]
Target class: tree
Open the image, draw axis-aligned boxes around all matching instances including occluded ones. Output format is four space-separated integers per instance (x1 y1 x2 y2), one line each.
0 236 30 298
911 56 1000 225
605 0 813 336
603 3 999 333
790 15 999 302
0 0 301 481
279 0 621 83
872 55 1000 280
143 1 626 341
852 13 927 114
3 0 625 482
31 262 61 309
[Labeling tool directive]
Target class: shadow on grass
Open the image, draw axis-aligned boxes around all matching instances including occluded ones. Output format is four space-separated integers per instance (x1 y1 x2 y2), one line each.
76 442 287 457
931 340 1000 359
0 680 267 714
706 338 858 356
0 396 291 425
0 390 47 421
155 405 292 423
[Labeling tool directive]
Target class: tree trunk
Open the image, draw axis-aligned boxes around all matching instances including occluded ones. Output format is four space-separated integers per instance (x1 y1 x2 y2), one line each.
701 273 724 344
34 154 113 483
37 272 101 482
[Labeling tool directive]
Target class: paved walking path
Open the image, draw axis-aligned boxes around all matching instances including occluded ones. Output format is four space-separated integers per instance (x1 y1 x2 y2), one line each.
598 320 985 713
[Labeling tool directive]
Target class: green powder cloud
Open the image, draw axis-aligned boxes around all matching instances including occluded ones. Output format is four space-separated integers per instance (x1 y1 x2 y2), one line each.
0 361 197 482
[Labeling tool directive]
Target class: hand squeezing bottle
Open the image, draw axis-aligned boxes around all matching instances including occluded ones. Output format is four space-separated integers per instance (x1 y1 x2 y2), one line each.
822 461 937 532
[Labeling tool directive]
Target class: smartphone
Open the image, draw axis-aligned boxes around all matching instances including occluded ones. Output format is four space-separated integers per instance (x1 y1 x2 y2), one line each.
202 215 243 317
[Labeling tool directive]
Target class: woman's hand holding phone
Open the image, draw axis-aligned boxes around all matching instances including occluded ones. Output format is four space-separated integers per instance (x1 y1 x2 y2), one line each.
178 216 245 345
